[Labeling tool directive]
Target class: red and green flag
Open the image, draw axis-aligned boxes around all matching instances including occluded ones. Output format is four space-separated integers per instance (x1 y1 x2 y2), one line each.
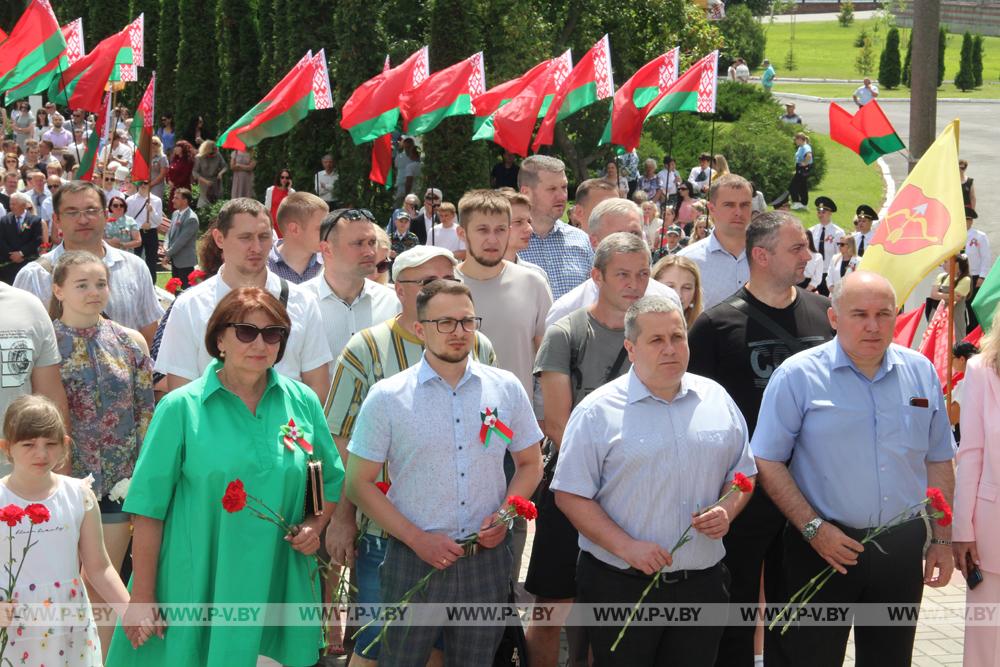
370 56 394 188
599 48 679 151
341 46 429 145
479 51 572 156
219 50 333 151
532 35 615 152
76 91 111 181
0 0 66 94
829 101 905 165
644 50 719 120
116 14 144 82
130 74 155 182
5 18 84 104
471 58 552 141
49 27 132 112
400 52 485 136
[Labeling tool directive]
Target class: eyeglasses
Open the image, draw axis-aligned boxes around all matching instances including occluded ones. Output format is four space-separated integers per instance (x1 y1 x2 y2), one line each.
419 317 482 333
59 207 104 221
280 176 291 181
109 203 124 209
396 276 460 287
424 196 440 202
375 259 391 274
226 323 288 345
321 208 376 241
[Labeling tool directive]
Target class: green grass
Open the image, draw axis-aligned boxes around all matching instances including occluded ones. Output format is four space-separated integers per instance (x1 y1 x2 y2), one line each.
773 82 1000 99
794 133 886 233
760 19 1000 87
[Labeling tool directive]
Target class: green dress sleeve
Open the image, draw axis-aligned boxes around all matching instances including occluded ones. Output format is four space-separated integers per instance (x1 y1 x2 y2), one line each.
122 392 186 520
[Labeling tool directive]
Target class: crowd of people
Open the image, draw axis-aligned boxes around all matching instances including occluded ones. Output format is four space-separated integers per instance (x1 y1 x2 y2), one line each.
0 93 995 667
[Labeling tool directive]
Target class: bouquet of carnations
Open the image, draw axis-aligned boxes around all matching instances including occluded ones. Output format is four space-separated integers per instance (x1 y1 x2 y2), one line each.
0 503 51 664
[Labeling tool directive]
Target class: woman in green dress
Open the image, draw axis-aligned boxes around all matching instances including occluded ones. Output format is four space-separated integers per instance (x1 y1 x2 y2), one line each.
106 287 343 667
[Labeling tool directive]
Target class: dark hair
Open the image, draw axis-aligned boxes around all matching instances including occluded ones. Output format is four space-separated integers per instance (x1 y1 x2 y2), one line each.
955 254 971 282
53 180 106 214
746 211 802 264
274 168 292 187
173 187 193 205
204 287 291 363
216 197 268 236
107 195 127 213
416 280 473 320
953 341 980 359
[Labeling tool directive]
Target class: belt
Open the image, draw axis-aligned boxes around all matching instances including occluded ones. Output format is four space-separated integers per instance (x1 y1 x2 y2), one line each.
582 550 720 583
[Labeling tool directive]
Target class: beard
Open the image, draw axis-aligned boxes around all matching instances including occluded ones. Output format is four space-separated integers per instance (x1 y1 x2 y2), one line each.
428 344 470 364
470 245 507 268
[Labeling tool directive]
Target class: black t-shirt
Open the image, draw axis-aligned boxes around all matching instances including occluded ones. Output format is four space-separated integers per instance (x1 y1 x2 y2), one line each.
688 286 834 435
490 162 519 189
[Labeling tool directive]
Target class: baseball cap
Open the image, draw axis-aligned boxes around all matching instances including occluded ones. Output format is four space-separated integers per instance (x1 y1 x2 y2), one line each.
666 225 682 236
391 245 458 282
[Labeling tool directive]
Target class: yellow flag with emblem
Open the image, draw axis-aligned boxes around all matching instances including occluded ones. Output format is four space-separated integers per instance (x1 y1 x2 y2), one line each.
859 120 966 304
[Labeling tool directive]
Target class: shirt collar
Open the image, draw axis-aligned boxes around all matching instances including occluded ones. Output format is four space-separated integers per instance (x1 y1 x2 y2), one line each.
625 367 694 405
389 316 422 344
415 352 478 389
201 357 280 402
532 220 568 242
830 337 902 381
317 273 371 306
50 241 123 266
706 231 746 260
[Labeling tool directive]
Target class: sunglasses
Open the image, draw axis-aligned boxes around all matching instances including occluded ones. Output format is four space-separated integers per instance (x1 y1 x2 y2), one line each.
226 323 287 344
321 208 376 241
110 203 124 209
837 242 849 247
375 259 391 274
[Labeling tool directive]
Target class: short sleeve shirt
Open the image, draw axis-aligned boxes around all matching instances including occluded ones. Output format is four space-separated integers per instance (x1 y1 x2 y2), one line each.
517 222 594 300
0 284 62 424
300 275 401 360
105 215 139 244
534 310 629 407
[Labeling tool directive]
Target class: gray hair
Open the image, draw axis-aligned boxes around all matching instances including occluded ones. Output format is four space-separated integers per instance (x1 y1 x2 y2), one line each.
830 270 897 313
9 192 32 207
625 295 684 342
746 211 803 263
518 155 565 189
593 231 650 273
588 197 642 235
643 158 657 170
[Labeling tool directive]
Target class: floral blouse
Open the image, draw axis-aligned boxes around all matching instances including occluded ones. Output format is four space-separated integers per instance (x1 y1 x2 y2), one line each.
54 318 154 498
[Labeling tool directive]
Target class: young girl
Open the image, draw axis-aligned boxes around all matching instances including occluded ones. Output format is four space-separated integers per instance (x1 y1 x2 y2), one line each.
0 395 139 666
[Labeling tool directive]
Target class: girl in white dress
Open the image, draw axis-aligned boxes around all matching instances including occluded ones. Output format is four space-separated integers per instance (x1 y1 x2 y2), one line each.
0 395 141 666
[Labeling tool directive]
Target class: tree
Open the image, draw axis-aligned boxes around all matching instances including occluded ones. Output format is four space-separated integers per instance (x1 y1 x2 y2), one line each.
878 27 901 89
86 2 129 46
855 33 876 77
156 0 180 118
174 0 219 140
902 30 913 87
938 26 947 87
724 0 771 15
214 0 260 141
954 31 976 91
838 0 854 27
972 34 984 88
718 4 766 72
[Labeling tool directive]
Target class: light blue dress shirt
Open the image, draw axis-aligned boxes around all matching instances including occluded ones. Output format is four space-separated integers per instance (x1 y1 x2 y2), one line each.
348 354 543 540
678 231 750 310
518 221 594 300
752 339 956 529
552 369 756 572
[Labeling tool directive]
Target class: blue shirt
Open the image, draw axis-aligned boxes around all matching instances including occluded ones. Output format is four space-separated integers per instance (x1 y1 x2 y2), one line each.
518 221 594 300
762 66 775 87
552 369 756 571
678 231 749 310
752 339 956 529
348 355 543 540
795 143 812 166
266 241 323 284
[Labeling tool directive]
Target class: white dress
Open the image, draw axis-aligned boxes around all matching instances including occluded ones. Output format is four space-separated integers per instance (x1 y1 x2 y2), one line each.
0 475 101 667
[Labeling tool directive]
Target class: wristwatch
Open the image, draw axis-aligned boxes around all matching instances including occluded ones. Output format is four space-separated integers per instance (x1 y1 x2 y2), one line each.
801 517 824 542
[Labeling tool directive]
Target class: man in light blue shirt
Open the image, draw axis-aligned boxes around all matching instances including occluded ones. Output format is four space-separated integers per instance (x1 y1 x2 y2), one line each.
761 59 776 93
753 271 955 665
678 174 752 309
553 295 756 665
346 279 543 666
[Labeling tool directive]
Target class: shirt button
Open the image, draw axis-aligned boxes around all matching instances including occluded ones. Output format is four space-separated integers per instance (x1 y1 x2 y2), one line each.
883 496 889 501
453 392 457 396
456 418 460 423
461 501 465 506
461 473 465 477
458 446 463 450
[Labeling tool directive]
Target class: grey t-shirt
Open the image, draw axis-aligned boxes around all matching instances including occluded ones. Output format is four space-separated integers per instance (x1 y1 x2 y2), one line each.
534 308 629 407
0 283 62 424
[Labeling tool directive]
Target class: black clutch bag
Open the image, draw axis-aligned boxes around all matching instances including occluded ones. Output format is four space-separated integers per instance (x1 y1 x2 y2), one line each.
304 459 325 517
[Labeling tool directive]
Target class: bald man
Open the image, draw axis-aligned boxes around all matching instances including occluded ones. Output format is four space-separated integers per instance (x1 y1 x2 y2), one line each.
752 271 955 666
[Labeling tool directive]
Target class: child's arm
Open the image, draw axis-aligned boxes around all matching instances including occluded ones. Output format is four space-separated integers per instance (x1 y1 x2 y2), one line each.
78 488 130 618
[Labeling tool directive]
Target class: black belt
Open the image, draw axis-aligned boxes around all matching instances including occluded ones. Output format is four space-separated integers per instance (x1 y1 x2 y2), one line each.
582 550 720 583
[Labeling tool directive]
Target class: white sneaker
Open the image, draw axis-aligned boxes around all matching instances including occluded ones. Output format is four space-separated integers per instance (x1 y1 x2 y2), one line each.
791 202 806 210
754 656 764 667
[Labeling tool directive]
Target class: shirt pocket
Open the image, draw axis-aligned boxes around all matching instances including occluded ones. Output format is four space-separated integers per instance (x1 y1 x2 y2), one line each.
900 404 933 445
977 481 999 503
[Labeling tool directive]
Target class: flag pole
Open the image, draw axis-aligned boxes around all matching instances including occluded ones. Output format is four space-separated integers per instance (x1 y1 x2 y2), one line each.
707 114 716 193
946 256 956 416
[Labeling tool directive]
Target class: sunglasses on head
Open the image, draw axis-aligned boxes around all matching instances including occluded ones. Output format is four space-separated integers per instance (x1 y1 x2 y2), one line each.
226 323 287 345
322 208 376 241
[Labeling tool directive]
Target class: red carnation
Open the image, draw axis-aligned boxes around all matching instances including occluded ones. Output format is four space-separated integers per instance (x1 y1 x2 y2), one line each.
0 504 24 527
732 473 754 494
221 479 247 513
23 503 50 525
375 482 391 495
188 269 208 285
506 495 538 521
165 277 183 295
926 487 953 527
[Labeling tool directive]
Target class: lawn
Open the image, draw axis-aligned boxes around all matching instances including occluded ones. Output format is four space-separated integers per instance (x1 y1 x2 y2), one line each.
760 18 1000 88
772 81 1000 100
793 133 886 233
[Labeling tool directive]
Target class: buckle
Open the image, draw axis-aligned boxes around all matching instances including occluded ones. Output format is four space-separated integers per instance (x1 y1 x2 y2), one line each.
463 542 479 557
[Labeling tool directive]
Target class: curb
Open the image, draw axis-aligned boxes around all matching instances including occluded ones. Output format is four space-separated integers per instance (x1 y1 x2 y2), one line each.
775 92 1000 104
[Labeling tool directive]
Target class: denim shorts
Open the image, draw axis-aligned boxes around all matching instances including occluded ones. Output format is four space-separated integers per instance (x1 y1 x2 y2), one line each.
98 496 130 524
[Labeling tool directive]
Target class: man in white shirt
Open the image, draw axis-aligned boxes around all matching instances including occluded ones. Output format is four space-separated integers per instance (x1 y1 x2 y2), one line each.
126 182 164 282
41 113 74 157
301 208 400 360
688 152 714 198
394 136 417 203
852 204 878 258
852 78 880 107
964 206 991 331
547 197 679 326
807 196 845 296
155 197 332 399
25 171 53 225
430 201 465 260
418 187 441 245
314 154 338 206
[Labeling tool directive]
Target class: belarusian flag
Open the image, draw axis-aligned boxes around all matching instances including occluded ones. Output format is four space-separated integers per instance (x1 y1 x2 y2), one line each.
972 256 1000 333
5 18 84 104
644 50 719 120
117 14 144 82
481 51 573 155
599 48 679 150
341 47 428 145
130 75 155 182
0 0 66 94
77 91 111 181
49 27 133 111
370 55 394 188
219 50 332 151
400 52 485 136
532 35 614 152
829 101 905 165
471 58 553 141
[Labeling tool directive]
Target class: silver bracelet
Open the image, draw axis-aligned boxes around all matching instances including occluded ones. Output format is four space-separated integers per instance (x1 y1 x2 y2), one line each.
930 538 952 546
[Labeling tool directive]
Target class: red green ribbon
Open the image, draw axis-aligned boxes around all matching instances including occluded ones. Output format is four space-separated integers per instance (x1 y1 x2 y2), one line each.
279 418 314 455
479 408 513 448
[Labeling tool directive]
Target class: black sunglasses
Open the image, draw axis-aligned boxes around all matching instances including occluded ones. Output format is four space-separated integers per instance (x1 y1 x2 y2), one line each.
321 208 376 241
226 323 287 345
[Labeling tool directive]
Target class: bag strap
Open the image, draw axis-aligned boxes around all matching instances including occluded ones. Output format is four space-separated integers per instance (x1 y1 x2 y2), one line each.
605 345 629 384
565 308 591 394
724 293 808 355
278 277 290 307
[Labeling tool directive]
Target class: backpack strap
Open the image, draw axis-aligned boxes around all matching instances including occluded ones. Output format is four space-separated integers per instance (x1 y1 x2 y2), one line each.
278 277 289 307
724 293 808 355
565 308 592 395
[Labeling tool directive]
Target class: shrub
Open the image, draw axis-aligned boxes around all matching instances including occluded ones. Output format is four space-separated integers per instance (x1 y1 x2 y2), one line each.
838 1 855 27
878 27 902 89
855 33 876 77
854 27 869 48
955 32 976 91
718 5 766 72
973 34 984 88
902 30 913 87
939 26 947 87
713 80 781 122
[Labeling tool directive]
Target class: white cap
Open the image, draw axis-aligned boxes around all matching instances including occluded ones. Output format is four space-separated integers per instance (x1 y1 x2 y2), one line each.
391 245 458 282
115 166 130 181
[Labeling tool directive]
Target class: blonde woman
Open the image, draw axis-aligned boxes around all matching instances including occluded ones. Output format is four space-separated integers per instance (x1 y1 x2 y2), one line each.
827 235 860 290
690 215 712 242
147 136 170 200
191 139 227 207
652 254 703 327
713 154 731 179
954 308 1000 666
